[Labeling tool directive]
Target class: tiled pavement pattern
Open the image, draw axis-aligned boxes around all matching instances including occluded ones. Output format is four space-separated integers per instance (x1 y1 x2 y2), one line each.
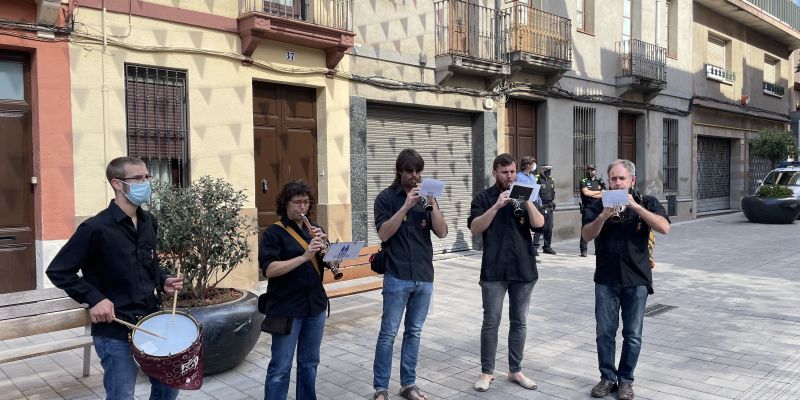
1 212 798 399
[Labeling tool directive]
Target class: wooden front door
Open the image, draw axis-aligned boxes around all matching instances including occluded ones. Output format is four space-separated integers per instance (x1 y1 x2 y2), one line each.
0 52 36 293
253 82 317 233
505 99 537 163
618 113 637 163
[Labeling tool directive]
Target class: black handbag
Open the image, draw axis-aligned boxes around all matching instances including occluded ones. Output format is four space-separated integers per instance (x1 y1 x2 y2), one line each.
261 316 293 335
258 292 293 335
369 248 385 274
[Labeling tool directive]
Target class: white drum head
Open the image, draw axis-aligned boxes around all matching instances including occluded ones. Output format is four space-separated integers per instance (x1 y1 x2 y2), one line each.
132 313 198 357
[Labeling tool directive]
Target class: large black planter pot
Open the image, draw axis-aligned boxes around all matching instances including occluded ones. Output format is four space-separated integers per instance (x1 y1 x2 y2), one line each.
185 290 264 375
741 196 800 224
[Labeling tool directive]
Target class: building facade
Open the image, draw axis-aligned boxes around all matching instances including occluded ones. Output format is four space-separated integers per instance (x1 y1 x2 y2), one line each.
692 0 800 212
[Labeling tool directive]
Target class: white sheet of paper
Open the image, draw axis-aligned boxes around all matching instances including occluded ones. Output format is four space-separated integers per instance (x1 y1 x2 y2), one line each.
602 190 630 207
323 241 365 262
509 182 540 202
419 178 445 198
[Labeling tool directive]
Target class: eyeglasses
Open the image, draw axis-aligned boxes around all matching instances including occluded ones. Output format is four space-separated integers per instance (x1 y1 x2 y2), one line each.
290 199 310 206
118 175 151 183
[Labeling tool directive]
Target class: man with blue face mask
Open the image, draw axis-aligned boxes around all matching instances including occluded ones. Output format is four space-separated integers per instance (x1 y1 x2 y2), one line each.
47 156 184 400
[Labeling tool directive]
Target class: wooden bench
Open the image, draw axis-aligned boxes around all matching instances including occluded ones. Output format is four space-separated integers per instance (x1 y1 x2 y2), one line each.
0 288 92 377
323 245 383 298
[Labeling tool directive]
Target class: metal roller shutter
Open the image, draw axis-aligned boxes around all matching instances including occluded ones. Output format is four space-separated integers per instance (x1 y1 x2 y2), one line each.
763 58 776 84
366 104 473 253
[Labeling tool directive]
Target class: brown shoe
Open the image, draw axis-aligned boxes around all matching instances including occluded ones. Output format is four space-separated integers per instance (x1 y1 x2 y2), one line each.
618 383 634 400
590 380 617 397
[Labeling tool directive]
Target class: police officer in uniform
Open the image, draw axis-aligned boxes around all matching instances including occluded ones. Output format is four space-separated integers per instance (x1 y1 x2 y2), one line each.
578 164 606 257
533 163 556 255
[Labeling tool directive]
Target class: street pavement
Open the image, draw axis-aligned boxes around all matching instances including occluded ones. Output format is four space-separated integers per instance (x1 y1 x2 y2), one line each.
0 212 798 399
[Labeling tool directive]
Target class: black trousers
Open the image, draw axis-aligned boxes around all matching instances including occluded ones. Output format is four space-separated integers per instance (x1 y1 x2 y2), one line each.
533 205 553 249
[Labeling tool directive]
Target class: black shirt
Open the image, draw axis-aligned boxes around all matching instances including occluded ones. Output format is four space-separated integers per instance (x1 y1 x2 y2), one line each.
583 194 669 287
468 184 538 282
579 177 606 210
374 185 435 282
46 201 168 340
258 216 327 318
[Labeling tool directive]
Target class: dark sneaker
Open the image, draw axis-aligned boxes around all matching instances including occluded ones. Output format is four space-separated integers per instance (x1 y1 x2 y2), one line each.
580 250 588 257
533 250 540 256
618 383 634 400
543 247 557 255
590 380 617 398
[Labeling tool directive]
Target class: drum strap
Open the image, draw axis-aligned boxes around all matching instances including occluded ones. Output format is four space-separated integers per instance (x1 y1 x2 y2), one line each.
275 221 321 277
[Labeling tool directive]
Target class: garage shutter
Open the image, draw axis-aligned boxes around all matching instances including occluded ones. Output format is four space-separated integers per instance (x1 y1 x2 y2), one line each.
697 136 731 212
707 36 726 68
366 104 473 253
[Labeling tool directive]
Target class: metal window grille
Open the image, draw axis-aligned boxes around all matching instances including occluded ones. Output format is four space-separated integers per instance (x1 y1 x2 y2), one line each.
125 65 188 186
748 144 773 194
573 106 596 194
662 118 678 192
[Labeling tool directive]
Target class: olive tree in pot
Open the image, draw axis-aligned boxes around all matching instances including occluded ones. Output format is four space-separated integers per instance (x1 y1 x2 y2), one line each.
150 176 261 375
742 129 800 223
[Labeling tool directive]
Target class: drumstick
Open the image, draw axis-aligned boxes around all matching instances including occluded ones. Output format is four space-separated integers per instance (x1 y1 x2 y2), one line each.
113 318 166 339
170 263 182 322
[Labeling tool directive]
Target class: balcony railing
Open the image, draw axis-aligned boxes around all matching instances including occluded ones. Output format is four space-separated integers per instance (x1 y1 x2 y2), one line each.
239 0 352 31
763 81 785 97
506 2 571 64
434 0 508 63
745 0 800 31
616 39 666 83
705 64 736 84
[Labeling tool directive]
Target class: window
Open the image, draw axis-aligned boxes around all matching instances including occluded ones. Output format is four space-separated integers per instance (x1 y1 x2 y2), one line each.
662 118 678 192
764 57 778 84
622 0 632 41
663 0 677 58
125 65 189 186
707 35 726 68
575 0 594 34
573 106 596 194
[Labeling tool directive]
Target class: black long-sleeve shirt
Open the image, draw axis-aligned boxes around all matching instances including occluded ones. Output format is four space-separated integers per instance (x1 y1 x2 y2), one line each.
46 200 168 340
258 216 328 318
468 184 539 282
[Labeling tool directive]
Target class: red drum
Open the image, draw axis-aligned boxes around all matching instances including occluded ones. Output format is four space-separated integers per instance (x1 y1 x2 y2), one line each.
131 311 203 390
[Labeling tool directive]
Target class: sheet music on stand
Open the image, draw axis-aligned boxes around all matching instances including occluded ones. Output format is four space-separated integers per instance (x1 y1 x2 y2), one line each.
602 190 630 207
323 241 366 263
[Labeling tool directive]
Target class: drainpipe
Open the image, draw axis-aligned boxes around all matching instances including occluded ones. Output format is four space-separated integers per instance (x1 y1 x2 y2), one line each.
102 0 110 199
495 0 502 61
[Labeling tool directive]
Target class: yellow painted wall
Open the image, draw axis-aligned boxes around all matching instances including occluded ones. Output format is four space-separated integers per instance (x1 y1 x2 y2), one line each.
69 7 351 289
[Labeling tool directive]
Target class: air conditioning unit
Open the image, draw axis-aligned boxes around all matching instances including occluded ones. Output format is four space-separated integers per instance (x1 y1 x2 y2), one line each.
35 0 61 27
740 95 750 106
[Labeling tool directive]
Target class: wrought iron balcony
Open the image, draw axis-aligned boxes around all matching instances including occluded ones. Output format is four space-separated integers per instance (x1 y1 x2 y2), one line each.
615 39 667 99
434 0 510 86
705 64 735 84
505 2 571 79
237 0 354 72
763 81 785 97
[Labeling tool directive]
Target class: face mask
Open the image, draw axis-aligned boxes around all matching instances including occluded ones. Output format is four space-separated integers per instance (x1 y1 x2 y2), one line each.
122 181 152 206
531 163 537 172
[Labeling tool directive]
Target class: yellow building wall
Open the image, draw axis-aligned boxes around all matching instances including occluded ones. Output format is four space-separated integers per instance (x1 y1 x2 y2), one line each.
70 7 351 290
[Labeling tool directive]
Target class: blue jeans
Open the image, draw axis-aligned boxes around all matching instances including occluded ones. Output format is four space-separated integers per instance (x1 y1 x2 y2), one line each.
373 274 433 391
480 280 536 374
264 310 326 400
595 284 648 384
92 336 179 400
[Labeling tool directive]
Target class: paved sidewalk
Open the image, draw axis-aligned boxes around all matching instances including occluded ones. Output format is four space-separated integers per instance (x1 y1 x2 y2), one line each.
1 213 798 399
